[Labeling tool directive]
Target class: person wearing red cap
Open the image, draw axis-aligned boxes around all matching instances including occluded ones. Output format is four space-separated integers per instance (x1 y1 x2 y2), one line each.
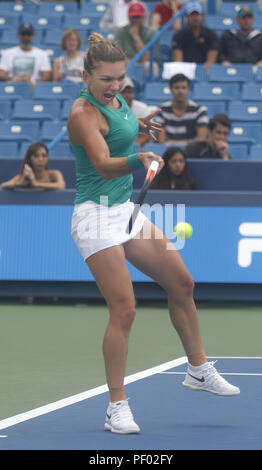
100 0 149 32
219 6 262 66
114 1 160 76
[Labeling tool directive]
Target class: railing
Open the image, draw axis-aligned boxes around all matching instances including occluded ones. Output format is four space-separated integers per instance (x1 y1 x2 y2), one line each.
48 0 216 150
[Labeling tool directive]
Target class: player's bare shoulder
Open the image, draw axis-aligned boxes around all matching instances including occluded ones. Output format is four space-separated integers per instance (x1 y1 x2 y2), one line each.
68 97 98 143
68 97 95 123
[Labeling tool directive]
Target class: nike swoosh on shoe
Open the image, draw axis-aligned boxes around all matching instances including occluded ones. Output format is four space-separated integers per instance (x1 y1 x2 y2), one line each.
188 373 205 383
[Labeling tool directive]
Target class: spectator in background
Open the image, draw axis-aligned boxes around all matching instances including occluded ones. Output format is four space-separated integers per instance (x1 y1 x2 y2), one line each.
0 23 51 87
155 73 208 145
0 142 66 190
52 29 84 84
120 76 157 117
100 0 149 31
114 2 160 77
184 114 232 160
150 146 200 190
219 6 262 66
120 76 158 149
151 0 182 31
172 1 219 72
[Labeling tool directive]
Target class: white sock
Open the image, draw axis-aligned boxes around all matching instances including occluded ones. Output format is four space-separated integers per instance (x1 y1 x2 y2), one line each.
188 361 208 372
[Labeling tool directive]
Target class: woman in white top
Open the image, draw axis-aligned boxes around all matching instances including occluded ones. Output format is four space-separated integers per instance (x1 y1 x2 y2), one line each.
52 29 85 84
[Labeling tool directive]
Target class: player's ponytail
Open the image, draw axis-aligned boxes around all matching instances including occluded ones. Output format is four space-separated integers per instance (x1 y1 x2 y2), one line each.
84 32 126 74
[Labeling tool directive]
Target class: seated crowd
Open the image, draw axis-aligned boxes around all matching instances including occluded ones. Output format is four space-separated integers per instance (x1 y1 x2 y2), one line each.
0 1 260 192
0 2 261 83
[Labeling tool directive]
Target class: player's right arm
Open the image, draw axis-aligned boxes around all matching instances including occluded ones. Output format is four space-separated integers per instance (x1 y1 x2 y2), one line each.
68 99 163 179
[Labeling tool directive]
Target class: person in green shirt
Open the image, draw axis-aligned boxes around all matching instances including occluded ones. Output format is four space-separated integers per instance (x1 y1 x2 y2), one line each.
68 32 240 436
114 1 160 77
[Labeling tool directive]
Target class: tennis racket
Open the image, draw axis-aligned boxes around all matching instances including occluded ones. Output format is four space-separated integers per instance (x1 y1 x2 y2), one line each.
126 160 159 234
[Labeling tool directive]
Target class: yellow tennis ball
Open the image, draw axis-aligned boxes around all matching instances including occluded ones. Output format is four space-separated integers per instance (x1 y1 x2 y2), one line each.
175 222 193 240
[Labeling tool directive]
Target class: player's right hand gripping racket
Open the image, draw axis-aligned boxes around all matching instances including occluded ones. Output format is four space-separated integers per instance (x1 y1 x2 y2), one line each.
126 160 159 234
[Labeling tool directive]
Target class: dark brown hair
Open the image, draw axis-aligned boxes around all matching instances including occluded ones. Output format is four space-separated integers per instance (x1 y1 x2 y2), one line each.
84 32 126 74
208 113 231 131
20 142 49 174
151 147 195 190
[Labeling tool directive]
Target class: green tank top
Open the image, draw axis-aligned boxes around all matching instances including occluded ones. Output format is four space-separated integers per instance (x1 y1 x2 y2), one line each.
70 89 139 206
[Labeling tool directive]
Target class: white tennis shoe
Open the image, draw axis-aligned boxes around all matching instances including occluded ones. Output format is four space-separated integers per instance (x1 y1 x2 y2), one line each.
182 361 240 396
104 399 140 434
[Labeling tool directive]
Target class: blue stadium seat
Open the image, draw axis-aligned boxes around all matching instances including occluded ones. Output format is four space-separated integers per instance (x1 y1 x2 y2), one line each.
48 143 74 158
43 29 62 47
61 100 74 121
229 144 249 160
42 122 69 142
205 15 237 34
0 82 32 101
12 100 61 121
80 2 108 17
228 123 262 145
242 83 262 101
254 18 262 29
194 64 208 82
0 142 19 157
126 64 147 98
0 101 11 120
159 30 174 63
143 143 171 156
249 145 262 160
228 102 262 123
33 83 79 102
255 66 262 82
218 2 259 17
42 46 64 63
21 13 62 30
0 121 40 142
0 14 19 31
39 2 80 16
208 65 254 83
0 2 38 15
204 102 227 117
62 14 101 32
193 83 240 102
19 141 72 158
143 82 173 105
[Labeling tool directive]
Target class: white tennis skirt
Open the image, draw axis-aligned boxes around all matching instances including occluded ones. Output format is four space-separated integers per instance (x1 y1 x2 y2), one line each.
71 199 147 260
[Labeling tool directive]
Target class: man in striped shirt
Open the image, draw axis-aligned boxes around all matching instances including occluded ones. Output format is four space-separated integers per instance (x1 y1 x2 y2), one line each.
155 73 208 145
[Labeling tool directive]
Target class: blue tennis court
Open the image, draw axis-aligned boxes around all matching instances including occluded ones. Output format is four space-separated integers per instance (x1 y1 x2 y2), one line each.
0 356 261 450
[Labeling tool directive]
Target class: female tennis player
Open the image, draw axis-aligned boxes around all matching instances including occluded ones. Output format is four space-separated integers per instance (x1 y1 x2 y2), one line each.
68 33 240 435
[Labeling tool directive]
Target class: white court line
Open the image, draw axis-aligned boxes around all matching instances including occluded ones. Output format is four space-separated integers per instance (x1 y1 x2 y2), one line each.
0 356 187 432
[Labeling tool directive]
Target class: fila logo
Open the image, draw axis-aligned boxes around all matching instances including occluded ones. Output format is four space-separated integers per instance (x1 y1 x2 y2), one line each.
238 222 262 267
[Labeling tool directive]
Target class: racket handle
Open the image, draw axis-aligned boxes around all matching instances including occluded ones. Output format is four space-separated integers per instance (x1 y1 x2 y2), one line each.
146 161 159 183
149 160 159 172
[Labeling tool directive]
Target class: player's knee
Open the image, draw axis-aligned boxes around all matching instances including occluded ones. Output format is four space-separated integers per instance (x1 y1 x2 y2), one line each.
179 273 195 298
110 299 136 332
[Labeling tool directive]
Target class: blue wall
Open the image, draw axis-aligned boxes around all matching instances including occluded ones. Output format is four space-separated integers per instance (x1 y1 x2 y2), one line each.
1 158 262 191
1 194 262 285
